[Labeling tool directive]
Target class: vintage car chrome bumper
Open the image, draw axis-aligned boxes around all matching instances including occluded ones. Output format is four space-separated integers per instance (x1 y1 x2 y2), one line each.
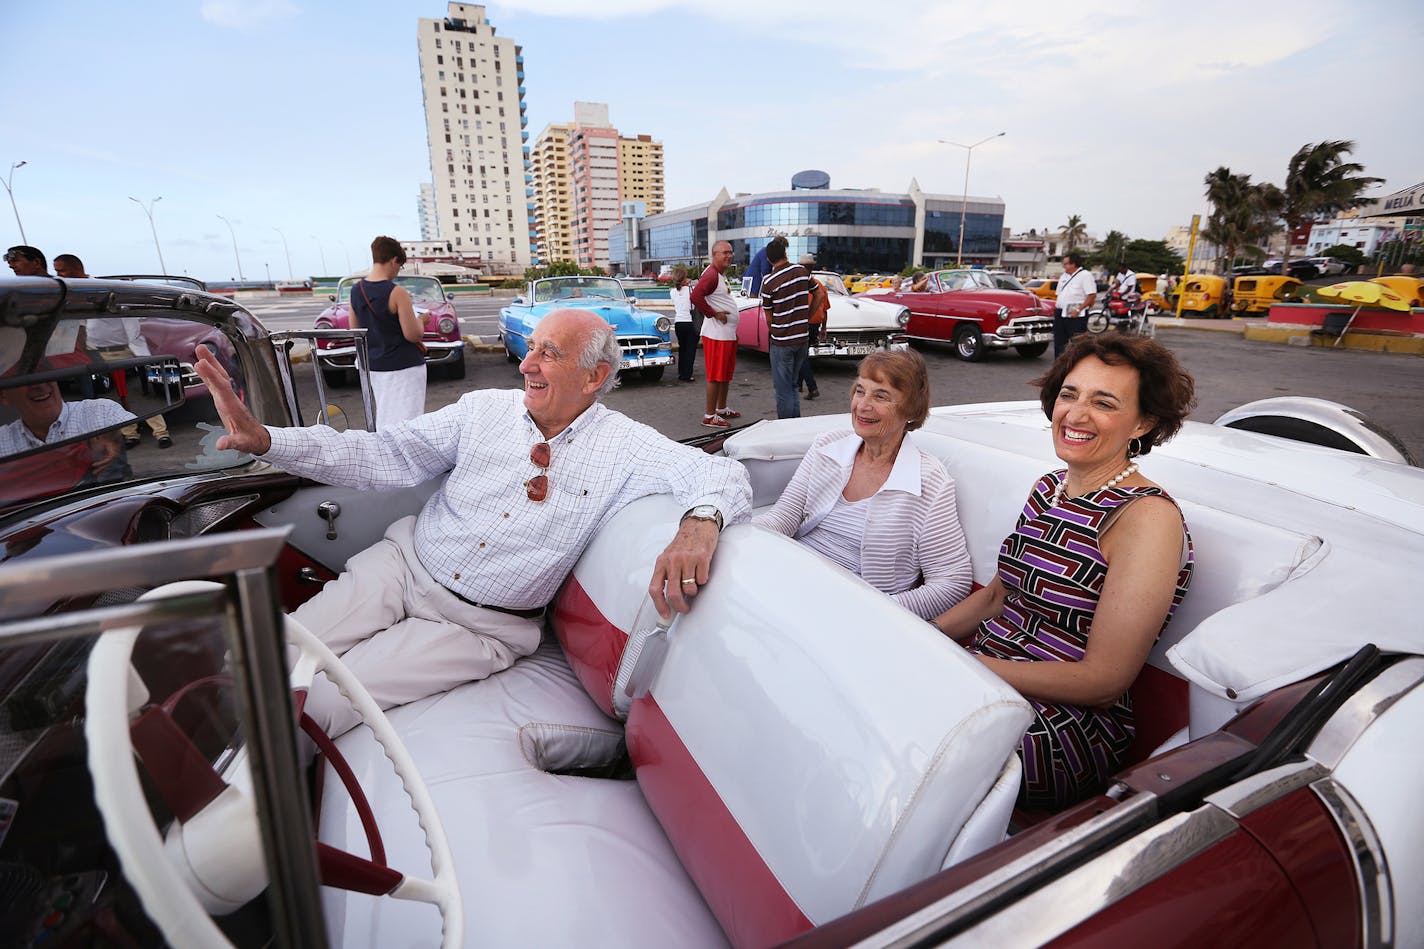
812 331 909 358
987 319 1053 349
317 338 465 368
617 335 673 370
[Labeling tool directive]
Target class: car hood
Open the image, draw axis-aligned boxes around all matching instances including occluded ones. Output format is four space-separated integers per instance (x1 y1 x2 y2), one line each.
826 295 906 331
734 294 906 331
520 299 656 332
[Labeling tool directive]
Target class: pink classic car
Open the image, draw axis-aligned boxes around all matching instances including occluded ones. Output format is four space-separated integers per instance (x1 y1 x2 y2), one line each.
314 275 466 386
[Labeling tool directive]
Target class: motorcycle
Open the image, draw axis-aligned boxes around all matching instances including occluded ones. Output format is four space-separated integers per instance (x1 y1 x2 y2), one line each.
1088 290 1153 337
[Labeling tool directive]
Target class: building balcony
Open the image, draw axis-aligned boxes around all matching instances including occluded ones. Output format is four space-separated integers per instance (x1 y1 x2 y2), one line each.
521 131 529 141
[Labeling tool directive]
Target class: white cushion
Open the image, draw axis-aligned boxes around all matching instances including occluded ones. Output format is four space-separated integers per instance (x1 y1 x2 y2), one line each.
627 526 1032 947
318 641 726 949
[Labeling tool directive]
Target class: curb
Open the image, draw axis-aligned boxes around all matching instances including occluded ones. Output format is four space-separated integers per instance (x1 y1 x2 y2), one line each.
1242 324 1424 355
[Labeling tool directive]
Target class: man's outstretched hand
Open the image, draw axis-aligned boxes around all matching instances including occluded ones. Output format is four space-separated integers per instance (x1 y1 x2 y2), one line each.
193 345 272 455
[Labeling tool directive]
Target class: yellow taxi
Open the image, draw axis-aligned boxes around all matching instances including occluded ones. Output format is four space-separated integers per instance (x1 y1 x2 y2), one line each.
1025 278 1057 302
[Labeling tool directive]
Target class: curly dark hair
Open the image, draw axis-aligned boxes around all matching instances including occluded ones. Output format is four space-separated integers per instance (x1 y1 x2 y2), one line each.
1031 332 1196 455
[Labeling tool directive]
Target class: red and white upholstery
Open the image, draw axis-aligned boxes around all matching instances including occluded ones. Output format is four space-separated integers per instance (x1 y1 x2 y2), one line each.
624 527 1032 947
318 640 726 948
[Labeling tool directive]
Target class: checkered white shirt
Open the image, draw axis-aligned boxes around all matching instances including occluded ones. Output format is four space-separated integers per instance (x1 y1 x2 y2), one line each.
262 389 752 609
0 398 135 455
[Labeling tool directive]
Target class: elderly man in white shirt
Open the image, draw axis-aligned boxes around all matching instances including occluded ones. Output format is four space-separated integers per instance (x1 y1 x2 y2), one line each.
1054 252 1098 357
195 308 752 735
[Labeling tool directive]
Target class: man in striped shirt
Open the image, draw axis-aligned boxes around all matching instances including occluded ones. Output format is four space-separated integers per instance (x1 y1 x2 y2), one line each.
759 236 812 418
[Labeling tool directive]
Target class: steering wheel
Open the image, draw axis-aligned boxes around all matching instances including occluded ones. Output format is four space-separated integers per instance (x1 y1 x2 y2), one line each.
85 580 464 948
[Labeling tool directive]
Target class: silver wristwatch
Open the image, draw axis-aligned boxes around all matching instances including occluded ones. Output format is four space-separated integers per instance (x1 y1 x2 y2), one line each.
681 505 724 531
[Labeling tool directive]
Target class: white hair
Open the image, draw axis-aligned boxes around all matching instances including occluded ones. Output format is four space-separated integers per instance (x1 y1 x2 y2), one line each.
578 320 622 396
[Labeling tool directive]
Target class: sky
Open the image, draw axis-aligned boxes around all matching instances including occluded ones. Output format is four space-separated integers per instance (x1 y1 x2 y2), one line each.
3 0 1420 281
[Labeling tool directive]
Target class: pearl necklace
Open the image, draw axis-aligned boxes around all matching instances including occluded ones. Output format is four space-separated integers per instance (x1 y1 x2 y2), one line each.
1053 462 1139 507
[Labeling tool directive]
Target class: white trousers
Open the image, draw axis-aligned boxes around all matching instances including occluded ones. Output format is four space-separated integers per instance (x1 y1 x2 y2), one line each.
371 364 427 430
295 515 542 736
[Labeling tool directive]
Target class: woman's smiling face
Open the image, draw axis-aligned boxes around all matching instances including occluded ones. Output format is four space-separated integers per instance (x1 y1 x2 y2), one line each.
850 372 908 444
1051 355 1152 469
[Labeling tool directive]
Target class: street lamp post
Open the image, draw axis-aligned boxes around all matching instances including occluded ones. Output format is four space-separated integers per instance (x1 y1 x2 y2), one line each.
311 235 328 276
4 161 27 245
129 196 168 274
273 227 293 281
938 132 1006 266
217 214 244 280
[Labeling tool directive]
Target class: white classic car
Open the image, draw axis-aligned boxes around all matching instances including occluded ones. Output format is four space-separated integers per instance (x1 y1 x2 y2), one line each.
0 276 1420 947
736 271 910 358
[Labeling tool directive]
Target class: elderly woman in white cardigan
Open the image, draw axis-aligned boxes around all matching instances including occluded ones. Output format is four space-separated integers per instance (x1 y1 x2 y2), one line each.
753 350 972 619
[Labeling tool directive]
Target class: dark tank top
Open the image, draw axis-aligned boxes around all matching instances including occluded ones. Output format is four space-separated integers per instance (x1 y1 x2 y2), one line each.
353 279 424 372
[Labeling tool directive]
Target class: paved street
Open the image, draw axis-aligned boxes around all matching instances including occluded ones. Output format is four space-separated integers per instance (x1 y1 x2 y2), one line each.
246 293 1422 463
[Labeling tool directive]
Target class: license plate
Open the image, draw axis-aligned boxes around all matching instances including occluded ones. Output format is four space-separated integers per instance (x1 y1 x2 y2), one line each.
845 344 875 356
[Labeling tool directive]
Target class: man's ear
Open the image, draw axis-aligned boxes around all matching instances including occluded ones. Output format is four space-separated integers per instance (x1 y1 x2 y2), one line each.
585 361 612 394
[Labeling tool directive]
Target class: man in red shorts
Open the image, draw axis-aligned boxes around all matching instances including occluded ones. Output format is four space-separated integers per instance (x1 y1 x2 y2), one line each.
691 240 740 428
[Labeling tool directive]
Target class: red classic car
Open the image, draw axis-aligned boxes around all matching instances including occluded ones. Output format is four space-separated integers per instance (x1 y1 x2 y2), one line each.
314 276 466 386
862 268 1055 362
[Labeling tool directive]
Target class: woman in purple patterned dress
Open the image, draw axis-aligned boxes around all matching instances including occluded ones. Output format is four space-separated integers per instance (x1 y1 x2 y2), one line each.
933 333 1197 810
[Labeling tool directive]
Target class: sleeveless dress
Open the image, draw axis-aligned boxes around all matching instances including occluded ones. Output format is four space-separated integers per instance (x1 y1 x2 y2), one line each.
352 279 427 430
968 470 1194 809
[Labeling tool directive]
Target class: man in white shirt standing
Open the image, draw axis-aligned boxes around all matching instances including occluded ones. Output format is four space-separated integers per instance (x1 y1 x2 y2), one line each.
193 308 752 735
1054 252 1098 357
56 254 173 449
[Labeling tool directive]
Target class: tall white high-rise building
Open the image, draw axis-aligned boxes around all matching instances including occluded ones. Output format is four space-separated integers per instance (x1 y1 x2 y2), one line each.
417 183 439 241
416 3 535 274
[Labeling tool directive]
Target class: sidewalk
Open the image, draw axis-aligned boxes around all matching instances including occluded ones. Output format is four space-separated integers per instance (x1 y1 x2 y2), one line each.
1156 314 1424 354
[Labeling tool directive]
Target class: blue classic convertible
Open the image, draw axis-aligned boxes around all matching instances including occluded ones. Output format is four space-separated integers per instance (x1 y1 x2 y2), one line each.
498 276 674 381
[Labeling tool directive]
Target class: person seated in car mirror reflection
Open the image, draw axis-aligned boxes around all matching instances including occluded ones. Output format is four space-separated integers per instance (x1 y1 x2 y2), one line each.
0 364 136 501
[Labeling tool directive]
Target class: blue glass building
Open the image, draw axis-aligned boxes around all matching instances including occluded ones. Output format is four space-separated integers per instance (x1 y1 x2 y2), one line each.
607 176 1005 275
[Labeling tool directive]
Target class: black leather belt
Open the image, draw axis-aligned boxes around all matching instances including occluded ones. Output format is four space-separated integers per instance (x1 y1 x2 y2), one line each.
93 344 129 352
448 587 545 619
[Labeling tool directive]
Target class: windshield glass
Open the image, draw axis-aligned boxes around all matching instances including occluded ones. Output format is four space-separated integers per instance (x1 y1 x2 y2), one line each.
0 309 257 516
934 271 975 291
532 277 627 304
992 273 1026 291
337 276 447 305
814 273 849 297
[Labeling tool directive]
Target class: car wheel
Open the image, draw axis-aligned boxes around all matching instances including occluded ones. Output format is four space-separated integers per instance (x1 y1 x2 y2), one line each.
640 365 665 383
952 325 986 362
1015 342 1049 359
1203 304 1219 319
446 353 466 380
322 367 347 389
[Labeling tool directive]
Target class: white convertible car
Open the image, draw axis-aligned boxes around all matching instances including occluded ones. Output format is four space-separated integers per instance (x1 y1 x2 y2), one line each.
0 277 1420 947
736 271 910 358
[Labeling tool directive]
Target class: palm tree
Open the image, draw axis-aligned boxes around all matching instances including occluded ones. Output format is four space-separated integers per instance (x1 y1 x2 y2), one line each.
1061 215 1087 253
1279 141 1382 275
1098 229 1127 268
1203 168 1285 272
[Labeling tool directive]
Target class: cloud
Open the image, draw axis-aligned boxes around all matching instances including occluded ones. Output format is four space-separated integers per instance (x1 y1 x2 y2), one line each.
200 0 299 31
